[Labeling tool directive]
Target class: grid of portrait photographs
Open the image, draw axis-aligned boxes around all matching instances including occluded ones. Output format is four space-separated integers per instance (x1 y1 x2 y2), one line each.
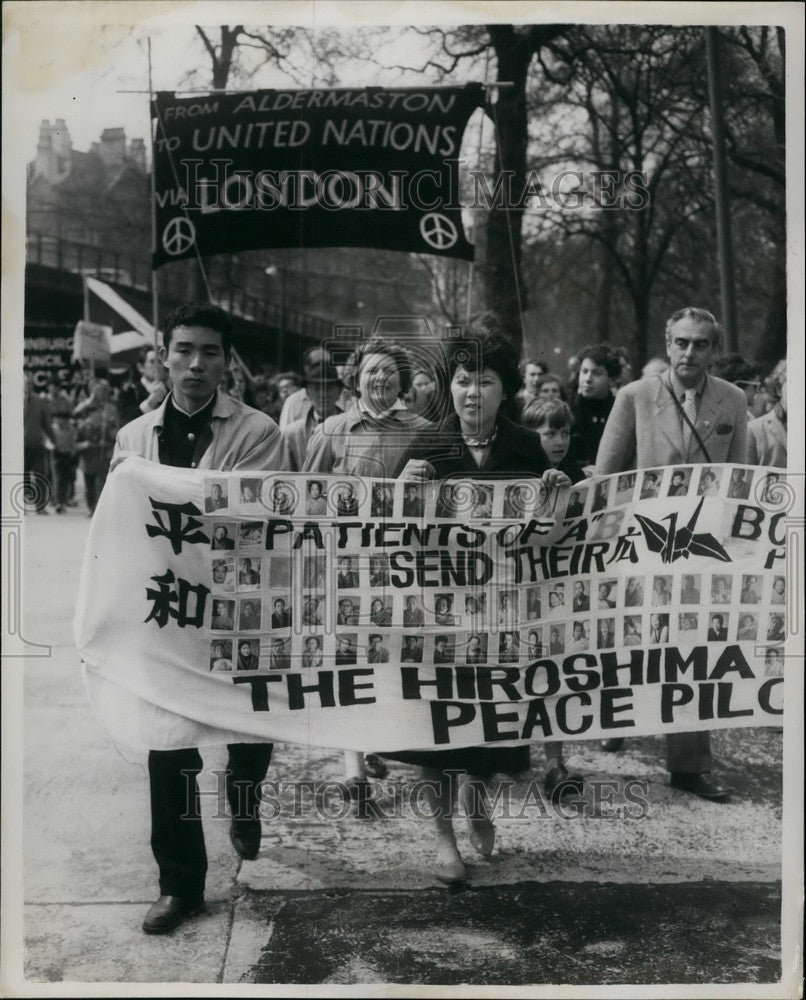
204 473 559 526
561 464 788 518
203 472 789 672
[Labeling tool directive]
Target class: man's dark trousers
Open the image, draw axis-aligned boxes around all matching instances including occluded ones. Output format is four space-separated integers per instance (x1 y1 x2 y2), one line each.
148 742 273 898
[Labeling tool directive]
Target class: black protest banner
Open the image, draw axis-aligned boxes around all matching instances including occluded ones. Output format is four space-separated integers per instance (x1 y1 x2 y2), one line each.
151 85 484 267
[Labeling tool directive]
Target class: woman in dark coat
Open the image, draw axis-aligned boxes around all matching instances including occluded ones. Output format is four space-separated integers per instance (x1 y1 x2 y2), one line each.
387 331 577 884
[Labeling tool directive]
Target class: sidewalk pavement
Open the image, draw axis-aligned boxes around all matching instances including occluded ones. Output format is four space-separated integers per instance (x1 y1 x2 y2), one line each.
16 507 784 989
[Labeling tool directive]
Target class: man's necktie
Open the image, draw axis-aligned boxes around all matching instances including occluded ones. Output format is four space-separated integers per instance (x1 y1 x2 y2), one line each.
681 389 697 458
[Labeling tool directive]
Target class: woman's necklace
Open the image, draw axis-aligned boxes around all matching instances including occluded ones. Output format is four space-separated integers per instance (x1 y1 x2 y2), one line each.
462 429 497 448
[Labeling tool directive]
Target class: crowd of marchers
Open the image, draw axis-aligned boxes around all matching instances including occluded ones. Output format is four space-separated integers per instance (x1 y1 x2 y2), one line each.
23 302 788 932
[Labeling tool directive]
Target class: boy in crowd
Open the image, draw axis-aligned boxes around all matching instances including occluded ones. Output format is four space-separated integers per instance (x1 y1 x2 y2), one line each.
520 399 585 483
567 344 622 471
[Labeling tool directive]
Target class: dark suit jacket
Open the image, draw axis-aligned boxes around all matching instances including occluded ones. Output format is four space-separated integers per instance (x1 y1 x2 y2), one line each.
117 379 151 428
404 414 549 480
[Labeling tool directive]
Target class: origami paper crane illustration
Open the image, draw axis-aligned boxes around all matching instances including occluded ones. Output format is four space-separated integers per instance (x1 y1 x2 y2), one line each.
634 497 731 564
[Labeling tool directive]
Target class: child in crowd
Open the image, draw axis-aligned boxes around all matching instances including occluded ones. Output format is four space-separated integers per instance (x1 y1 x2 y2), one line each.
521 398 586 483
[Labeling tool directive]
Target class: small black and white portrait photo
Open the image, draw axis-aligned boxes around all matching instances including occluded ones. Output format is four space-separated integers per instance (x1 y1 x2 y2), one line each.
598 579 618 610
737 613 758 641
305 479 328 516
211 523 236 551
697 466 721 497
269 480 297 515
211 557 234 592
301 595 324 627
239 598 262 631
337 597 359 626
401 635 424 663
679 612 698 634
436 483 458 518
727 468 753 500
368 554 390 588
498 590 519 625
591 480 609 512
526 586 541 619
402 482 425 517
204 479 228 513
239 521 264 548
236 638 260 671
597 618 616 649
303 554 326 591
434 594 455 627
707 612 729 642
371 482 394 517
740 574 761 604
614 473 637 505
503 482 531 518
667 467 691 496
336 481 359 516
548 624 566 655
211 598 236 631
623 616 643 646
237 557 261 589
403 595 424 627
336 555 360 589
239 477 262 506
271 596 292 628
432 635 455 664
624 576 644 608
639 469 662 500
335 635 358 666
369 596 392 627
710 574 732 604
269 556 291 589
498 631 520 663
269 637 291 671
209 639 233 672
680 574 701 604
464 633 488 665
566 488 586 519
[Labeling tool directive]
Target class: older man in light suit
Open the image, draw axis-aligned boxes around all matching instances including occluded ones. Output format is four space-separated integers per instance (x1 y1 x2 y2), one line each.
595 306 747 802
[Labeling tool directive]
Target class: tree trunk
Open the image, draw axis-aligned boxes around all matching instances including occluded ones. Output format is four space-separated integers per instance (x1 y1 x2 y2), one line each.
485 28 532 352
595 220 616 342
756 244 787 366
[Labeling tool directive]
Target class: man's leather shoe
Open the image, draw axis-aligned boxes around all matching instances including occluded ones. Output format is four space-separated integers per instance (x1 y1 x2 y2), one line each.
669 772 733 802
229 819 262 860
601 738 625 752
142 894 205 934
544 764 584 803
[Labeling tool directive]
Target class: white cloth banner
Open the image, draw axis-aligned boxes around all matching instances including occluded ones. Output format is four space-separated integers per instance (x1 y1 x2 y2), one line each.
75 459 796 752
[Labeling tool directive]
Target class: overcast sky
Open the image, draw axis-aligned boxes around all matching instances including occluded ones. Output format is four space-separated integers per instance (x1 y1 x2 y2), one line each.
10 6 482 162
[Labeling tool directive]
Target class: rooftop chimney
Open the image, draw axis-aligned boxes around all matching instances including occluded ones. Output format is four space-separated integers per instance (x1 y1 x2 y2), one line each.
129 137 146 171
52 118 73 159
99 127 126 167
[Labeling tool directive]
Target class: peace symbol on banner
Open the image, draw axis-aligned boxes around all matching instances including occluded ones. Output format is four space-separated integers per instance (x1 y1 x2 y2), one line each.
162 217 197 256
419 212 459 251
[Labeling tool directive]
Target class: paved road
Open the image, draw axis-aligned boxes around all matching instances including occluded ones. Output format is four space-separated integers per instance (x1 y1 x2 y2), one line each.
13 507 788 991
